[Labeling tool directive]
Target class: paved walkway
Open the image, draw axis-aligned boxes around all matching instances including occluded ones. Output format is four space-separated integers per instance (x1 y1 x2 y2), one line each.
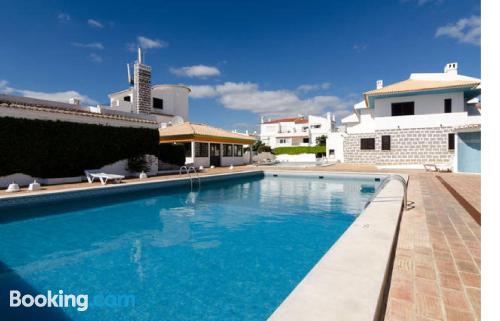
385 173 481 321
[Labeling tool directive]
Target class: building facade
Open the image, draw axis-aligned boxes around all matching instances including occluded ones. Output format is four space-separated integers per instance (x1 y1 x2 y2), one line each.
328 62 481 173
259 113 335 149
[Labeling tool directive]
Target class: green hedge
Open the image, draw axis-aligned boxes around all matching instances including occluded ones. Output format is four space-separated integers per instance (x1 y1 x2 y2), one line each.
0 117 159 178
273 146 326 155
158 143 186 166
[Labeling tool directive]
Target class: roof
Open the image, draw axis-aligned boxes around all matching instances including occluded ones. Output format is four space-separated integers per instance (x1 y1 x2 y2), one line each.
364 79 480 96
0 94 157 125
341 113 360 124
263 117 308 124
109 84 191 98
159 122 256 144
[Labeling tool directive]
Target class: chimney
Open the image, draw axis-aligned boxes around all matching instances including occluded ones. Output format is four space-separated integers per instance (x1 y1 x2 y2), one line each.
133 47 152 114
260 116 265 124
444 62 458 75
376 80 383 89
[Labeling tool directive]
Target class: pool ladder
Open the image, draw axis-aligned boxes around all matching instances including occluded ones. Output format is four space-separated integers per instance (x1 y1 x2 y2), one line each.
364 174 409 211
179 166 201 190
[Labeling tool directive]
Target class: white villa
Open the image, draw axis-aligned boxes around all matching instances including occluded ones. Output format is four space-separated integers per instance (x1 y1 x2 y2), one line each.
327 62 481 173
259 113 335 149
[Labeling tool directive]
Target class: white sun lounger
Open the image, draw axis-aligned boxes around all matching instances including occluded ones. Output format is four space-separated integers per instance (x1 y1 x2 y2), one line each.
85 170 125 185
424 157 454 172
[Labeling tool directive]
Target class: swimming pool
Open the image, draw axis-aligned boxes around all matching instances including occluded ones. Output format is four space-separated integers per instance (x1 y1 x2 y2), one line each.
0 172 380 321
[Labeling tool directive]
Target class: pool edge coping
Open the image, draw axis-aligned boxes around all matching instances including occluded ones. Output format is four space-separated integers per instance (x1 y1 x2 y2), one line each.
268 173 407 321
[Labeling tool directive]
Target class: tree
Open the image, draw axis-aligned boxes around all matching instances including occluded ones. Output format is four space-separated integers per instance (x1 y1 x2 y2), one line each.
315 135 327 146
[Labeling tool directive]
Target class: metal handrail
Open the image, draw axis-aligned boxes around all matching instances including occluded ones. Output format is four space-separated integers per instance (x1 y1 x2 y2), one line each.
365 174 408 211
187 166 201 188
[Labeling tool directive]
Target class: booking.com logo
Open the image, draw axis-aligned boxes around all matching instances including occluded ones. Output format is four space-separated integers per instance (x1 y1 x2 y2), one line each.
9 290 135 311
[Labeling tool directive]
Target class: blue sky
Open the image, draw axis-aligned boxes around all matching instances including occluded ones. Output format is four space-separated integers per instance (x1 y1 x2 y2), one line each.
0 0 480 132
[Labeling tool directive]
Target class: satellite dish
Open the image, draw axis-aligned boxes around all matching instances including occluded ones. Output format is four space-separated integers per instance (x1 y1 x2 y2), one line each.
171 116 184 125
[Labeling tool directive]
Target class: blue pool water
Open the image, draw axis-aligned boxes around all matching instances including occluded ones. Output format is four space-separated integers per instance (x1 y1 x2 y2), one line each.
0 173 378 321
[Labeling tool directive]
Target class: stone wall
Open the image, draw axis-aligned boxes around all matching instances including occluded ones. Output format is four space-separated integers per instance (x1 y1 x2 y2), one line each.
134 63 152 114
344 126 454 164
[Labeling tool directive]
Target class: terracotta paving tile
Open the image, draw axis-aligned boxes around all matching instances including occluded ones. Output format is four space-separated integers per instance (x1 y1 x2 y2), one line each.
436 259 458 275
389 278 414 303
415 278 439 297
415 264 436 280
439 273 463 291
416 294 442 320
454 260 478 274
465 287 481 319
444 307 475 321
441 288 469 310
386 298 415 321
459 272 480 288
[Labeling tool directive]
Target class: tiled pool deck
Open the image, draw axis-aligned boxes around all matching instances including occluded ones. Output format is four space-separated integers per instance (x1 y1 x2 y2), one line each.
0 164 481 321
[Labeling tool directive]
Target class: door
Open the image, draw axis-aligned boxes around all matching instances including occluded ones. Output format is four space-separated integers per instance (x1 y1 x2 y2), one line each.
210 143 221 167
457 131 481 173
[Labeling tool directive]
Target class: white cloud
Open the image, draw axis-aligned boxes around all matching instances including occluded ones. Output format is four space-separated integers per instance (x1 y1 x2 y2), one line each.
57 13 71 23
71 42 104 50
137 36 167 49
0 80 97 105
435 15 480 46
189 81 354 117
170 65 221 78
87 19 104 28
188 85 218 98
89 53 103 63
297 82 332 92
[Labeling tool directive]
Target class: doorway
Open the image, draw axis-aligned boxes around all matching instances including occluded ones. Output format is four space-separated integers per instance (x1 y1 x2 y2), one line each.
210 143 221 167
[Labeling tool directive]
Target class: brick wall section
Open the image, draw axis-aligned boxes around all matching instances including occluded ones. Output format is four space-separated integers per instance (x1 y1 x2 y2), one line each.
344 127 455 164
134 63 152 114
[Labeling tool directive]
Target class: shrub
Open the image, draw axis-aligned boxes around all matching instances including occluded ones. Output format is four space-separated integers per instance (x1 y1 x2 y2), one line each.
0 117 159 178
158 143 186 166
127 155 151 173
273 146 326 155
315 135 327 146
257 145 272 153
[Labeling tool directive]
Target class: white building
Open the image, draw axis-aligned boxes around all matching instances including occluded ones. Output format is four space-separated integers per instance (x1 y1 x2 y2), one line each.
259 113 335 149
328 62 481 173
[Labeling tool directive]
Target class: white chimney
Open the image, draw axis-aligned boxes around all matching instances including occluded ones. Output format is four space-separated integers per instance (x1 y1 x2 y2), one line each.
137 47 142 64
376 80 383 89
444 62 458 75
69 98 80 106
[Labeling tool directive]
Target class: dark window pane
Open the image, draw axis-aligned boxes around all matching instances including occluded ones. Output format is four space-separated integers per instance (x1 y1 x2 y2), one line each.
445 99 452 113
391 102 414 116
223 144 233 157
184 143 192 157
153 97 163 109
195 142 208 157
382 135 391 150
124 95 131 102
448 133 455 150
360 138 375 150
235 145 243 157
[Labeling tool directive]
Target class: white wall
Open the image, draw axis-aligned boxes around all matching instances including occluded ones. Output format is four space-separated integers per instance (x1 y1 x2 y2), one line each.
276 153 317 163
152 86 189 120
345 109 376 134
326 132 345 162
374 92 465 117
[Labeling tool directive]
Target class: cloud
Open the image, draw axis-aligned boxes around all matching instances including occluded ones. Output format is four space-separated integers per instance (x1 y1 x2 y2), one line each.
137 36 167 49
297 82 332 93
71 42 104 50
57 13 71 23
189 81 354 117
87 19 104 28
435 15 480 46
401 0 443 6
0 80 97 105
170 65 221 78
89 53 103 63
353 44 368 53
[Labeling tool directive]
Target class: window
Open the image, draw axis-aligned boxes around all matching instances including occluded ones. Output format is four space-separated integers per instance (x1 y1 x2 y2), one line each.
382 135 391 150
360 138 375 150
303 138 310 143
123 95 131 102
444 98 452 113
311 124 321 129
183 143 192 157
195 142 208 157
279 139 287 144
448 133 455 150
391 102 415 116
153 97 163 109
223 144 233 157
235 145 243 157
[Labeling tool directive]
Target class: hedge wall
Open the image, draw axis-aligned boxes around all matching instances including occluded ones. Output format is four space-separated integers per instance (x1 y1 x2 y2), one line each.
158 143 186 166
0 117 159 178
273 146 326 155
